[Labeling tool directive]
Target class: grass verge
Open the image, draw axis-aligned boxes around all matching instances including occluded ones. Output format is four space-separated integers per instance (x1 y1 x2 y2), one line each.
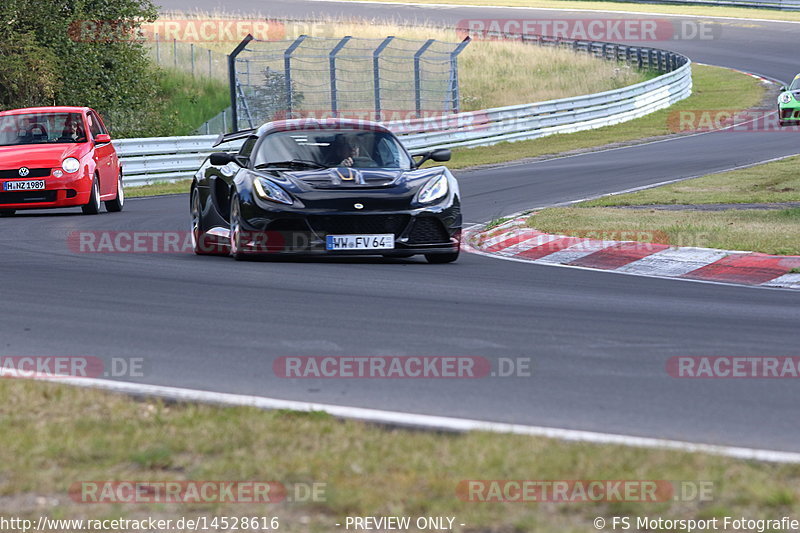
5 379 800 532
160 14 651 111
582 155 800 206
319 0 800 23
526 155 800 255
115 69 230 138
528 206 800 254
126 180 192 198
445 64 765 169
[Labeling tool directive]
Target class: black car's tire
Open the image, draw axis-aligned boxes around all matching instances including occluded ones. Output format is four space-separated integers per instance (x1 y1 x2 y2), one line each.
191 188 210 255
0 210 15 217
105 174 124 212
229 194 251 261
81 177 101 215
425 250 459 264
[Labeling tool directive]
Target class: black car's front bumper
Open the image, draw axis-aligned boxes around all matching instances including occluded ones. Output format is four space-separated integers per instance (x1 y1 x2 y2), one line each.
236 199 461 256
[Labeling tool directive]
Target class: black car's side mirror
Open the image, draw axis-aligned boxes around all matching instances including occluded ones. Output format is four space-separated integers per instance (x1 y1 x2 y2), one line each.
210 152 233 165
415 149 452 168
210 152 248 167
780 85 787 92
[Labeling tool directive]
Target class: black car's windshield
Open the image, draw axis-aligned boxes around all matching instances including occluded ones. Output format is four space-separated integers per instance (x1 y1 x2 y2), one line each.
0 113 87 147
254 129 413 170
790 77 800 91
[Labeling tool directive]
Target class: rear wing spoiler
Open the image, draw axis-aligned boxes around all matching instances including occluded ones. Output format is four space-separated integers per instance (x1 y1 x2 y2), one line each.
212 128 257 148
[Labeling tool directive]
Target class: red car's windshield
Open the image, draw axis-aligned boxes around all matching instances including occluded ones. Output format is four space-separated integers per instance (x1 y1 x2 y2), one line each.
0 112 87 147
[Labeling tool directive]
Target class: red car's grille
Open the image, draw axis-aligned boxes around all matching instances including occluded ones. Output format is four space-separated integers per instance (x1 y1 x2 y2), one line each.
0 168 51 179
0 191 57 204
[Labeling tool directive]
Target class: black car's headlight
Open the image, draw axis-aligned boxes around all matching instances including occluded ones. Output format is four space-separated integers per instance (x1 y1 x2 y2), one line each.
779 92 793 104
416 174 449 205
254 177 293 205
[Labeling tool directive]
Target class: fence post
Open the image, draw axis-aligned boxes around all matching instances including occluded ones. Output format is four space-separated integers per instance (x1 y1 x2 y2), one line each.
284 35 307 119
449 37 471 114
373 36 395 121
329 36 352 118
155 33 160 64
414 39 435 118
228 34 254 133
191 44 195 77
173 39 177 68
222 109 227 132
208 49 212 78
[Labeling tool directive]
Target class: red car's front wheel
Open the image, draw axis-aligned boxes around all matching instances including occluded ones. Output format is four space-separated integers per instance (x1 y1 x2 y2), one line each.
81 176 101 215
105 174 124 212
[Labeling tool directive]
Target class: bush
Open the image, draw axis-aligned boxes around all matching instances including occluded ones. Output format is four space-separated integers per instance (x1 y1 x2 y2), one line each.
0 32 59 109
0 0 159 135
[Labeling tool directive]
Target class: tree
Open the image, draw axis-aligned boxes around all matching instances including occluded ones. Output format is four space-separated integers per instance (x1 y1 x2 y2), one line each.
0 0 159 136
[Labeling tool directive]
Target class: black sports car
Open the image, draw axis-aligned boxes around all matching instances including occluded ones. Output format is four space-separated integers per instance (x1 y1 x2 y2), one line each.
190 119 461 263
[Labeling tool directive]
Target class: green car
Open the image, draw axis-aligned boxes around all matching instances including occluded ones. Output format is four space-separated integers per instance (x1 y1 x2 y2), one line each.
778 74 800 126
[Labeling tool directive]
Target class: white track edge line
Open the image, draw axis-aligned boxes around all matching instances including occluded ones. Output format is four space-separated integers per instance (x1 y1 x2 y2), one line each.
23 372 800 463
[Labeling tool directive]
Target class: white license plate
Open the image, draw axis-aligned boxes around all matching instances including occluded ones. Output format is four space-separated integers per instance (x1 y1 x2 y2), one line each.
4 180 45 191
326 234 394 250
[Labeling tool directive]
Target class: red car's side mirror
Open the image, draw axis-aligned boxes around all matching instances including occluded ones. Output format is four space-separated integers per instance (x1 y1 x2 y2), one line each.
94 133 111 144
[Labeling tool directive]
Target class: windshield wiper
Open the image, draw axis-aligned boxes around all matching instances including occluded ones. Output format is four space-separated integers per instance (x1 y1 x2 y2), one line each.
256 160 327 169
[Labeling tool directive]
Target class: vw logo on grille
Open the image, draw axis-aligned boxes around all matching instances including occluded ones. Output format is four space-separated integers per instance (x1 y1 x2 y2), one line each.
354 203 364 210
18 167 29 177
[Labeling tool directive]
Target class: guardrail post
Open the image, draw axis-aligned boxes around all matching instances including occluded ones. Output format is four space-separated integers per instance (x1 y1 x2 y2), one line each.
414 39 436 118
329 36 352 118
284 35 307 119
449 37 471 114
373 36 395 121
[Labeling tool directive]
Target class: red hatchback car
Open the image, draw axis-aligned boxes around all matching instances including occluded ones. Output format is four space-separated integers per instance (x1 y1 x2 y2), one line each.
0 106 123 216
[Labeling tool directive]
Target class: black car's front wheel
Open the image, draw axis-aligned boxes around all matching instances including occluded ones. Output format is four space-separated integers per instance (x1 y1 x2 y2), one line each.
229 194 249 261
191 188 210 255
425 249 459 264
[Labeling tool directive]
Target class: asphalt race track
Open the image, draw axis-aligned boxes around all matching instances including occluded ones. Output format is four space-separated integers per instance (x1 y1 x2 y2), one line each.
4 0 800 452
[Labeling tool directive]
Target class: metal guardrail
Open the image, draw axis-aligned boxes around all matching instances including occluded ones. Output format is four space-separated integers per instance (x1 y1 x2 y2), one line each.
116 40 691 187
